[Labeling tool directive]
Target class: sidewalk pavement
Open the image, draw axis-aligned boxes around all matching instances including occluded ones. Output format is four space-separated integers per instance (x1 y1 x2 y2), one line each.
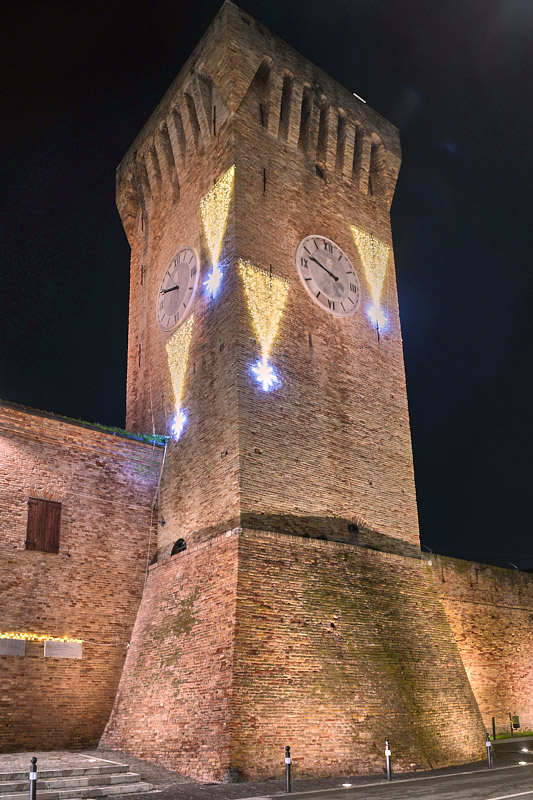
3 737 531 800
100 738 533 800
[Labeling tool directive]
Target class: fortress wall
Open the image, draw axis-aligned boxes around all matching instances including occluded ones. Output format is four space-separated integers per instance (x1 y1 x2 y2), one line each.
100 531 239 781
229 531 486 779
429 555 533 735
0 403 162 751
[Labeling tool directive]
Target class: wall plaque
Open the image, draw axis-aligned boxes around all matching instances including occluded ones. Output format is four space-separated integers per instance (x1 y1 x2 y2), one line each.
0 639 26 657
44 640 82 659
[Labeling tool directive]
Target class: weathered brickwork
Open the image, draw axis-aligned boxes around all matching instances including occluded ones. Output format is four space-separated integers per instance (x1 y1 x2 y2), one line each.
2 0 527 781
429 555 533 735
232 533 487 778
0 402 163 751
104 530 485 779
102 1 490 780
101 532 239 781
118 1 417 561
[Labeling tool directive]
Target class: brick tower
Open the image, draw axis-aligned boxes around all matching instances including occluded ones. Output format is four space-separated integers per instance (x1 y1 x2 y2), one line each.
101 2 485 779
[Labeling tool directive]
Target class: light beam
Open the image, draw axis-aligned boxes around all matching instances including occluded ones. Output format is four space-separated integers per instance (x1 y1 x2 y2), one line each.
165 314 195 438
351 226 390 330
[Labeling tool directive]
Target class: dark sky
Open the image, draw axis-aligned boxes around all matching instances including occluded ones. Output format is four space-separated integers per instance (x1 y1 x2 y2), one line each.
1 1 532 569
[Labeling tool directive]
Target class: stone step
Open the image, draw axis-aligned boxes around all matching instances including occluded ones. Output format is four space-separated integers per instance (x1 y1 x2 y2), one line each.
0 781 152 800
0 767 129 784
0 773 141 794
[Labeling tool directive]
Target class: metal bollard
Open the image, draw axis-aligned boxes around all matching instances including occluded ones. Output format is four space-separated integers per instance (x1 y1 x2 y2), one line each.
486 733 493 768
509 713 514 737
29 757 37 800
285 745 291 793
385 739 392 781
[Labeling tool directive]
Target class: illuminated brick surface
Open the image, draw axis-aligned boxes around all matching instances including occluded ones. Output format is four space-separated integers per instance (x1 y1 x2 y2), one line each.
103 2 490 780
102 532 239 779
3 0 528 780
120 1 417 561
430 556 533 735
104 531 489 780
0 402 162 751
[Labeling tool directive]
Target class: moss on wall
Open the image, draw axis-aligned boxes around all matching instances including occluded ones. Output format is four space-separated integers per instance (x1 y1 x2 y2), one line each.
232 531 486 778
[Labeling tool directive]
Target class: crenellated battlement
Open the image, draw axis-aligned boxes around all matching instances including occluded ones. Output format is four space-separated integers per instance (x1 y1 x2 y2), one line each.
116 1 400 242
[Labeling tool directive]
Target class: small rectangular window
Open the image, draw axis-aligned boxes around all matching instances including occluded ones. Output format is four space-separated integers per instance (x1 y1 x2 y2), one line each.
26 498 61 553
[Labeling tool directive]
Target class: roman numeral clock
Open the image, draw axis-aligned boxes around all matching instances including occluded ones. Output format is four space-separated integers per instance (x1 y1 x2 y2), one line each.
156 247 199 331
295 235 360 315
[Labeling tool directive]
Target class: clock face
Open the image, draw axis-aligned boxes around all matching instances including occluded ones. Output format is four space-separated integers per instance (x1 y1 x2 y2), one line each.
295 235 360 317
156 246 199 331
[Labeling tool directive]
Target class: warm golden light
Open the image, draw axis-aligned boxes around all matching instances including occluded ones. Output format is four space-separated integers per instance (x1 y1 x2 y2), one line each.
238 260 289 361
165 314 195 437
0 632 82 643
351 226 390 308
200 165 235 266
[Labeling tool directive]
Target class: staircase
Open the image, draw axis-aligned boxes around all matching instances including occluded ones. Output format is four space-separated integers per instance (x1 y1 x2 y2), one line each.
0 762 152 800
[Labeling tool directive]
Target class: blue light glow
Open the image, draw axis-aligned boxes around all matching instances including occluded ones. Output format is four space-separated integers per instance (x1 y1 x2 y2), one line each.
252 358 278 391
204 264 223 297
367 302 388 331
172 408 187 439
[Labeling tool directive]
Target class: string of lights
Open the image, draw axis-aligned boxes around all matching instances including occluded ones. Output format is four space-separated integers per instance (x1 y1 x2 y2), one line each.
238 260 289 390
201 165 235 296
351 225 390 328
0 632 130 648
165 314 195 438
0 632 82 643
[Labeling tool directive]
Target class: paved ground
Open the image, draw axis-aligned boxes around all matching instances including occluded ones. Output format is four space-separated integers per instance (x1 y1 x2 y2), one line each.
2 737 533 800
281 744 533 800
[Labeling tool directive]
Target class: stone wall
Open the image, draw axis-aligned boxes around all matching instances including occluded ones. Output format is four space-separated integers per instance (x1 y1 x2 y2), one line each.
429 555 533 735
0 402 163 751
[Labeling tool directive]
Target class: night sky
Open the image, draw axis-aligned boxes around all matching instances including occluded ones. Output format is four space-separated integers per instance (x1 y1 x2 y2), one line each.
1 1 532 569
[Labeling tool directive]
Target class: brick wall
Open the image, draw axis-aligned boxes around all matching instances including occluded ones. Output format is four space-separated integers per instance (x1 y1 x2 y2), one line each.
100 3 488 781
233 75 419 553
0 402 163 751
429 555 533 735
231 531 485 778
117 1 419 562
101 531 239 781
102 529 486 780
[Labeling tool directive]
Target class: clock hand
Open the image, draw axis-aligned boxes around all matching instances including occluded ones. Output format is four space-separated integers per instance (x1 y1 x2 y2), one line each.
308 254 338 281
160 284 180 294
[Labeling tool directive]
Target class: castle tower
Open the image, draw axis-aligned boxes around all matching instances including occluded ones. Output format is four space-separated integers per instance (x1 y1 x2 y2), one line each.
101 2 485 779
